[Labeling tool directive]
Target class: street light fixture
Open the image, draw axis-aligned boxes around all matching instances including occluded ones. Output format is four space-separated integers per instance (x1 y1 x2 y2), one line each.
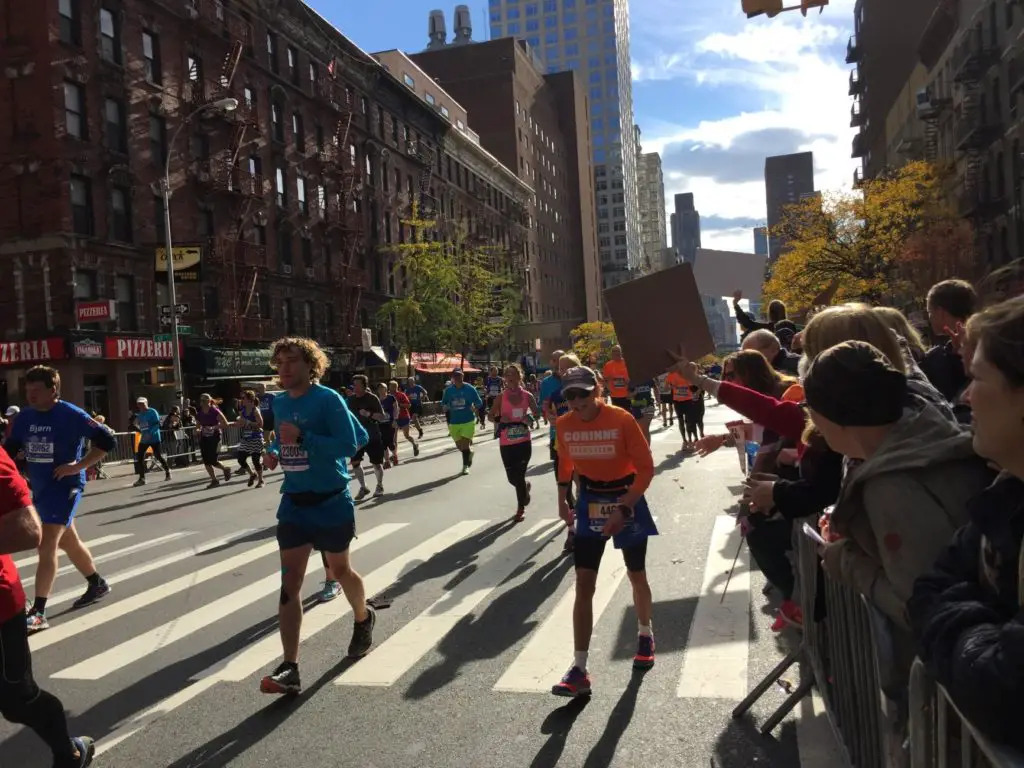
160 97 239 411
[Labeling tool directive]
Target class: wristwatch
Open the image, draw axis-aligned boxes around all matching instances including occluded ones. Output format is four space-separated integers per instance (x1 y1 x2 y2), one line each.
617 504 634 521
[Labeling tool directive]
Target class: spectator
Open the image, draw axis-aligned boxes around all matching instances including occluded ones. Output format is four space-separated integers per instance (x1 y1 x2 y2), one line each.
803 341 993 629
909 295 1024 751
733 291 799 350
874 306 927 363
920 279 976 404
741 329 800 376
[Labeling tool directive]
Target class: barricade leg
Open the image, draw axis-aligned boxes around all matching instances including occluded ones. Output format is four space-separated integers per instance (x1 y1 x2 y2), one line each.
732 647 803 719
760 676 815 735
908 659 935 768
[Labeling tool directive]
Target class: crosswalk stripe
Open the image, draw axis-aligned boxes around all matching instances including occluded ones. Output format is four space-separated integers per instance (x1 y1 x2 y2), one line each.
42 528 264 610
30 539 283 651
494 550 628 693
14 533 132 569
335 518 564 688
20 531 194 589
51 522 407 680
198 519 489 683
677 514 751 699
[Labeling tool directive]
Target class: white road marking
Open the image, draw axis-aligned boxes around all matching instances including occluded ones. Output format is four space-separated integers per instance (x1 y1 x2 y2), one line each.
677 514 751 699
51 523 406 680
14 534 132 569
494 552 628 693
336 519 563 687
20 531 194 589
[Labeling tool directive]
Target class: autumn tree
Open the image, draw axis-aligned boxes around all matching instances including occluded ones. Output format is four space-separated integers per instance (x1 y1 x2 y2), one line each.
569 321 617 366
378 201 519 362
764 161 976 313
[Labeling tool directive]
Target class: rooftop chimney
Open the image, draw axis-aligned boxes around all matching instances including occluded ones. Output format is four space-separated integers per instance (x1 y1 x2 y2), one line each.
427 9 447 50
452 4 472 45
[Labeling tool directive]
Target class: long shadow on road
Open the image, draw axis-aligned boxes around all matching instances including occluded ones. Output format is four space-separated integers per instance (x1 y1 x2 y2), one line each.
582 669 646 768
530 697 591 768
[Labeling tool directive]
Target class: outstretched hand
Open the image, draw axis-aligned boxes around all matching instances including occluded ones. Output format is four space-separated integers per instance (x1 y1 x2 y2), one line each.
666 344 701 384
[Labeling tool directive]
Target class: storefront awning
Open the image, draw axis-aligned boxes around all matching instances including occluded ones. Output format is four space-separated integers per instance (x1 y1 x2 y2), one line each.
411 352 481 374
364 345 389 367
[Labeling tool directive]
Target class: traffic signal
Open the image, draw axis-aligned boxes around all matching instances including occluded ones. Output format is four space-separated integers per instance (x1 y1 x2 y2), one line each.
742 0 828 18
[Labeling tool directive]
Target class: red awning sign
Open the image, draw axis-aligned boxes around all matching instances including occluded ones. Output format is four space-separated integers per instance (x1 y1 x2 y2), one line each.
411 352 481 374
105 337 180 360
0 338 67 367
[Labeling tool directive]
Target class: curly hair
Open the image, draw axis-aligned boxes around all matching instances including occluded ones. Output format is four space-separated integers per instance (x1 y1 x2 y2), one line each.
269 337 330 382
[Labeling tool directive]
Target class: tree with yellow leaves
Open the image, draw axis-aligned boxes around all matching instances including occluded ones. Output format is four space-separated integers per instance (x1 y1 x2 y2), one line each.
764 161 976 313
569 321 617 367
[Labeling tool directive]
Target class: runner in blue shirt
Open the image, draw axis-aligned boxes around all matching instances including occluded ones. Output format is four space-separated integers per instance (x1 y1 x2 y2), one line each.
4 365 115 634
404 377 429 439
132 396 170 487
441 369 483 475
261 337 375 696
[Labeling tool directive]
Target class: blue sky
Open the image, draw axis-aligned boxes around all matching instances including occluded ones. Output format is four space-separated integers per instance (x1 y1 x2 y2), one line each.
313 0 857 253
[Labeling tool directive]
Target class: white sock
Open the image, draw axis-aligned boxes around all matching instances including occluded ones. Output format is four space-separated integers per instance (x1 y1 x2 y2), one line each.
573 650 589 671
373 465 384 486
638 622 652 637
354 465 366 490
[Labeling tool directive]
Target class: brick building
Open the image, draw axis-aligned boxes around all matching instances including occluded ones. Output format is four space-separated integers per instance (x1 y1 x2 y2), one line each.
0 0 525 420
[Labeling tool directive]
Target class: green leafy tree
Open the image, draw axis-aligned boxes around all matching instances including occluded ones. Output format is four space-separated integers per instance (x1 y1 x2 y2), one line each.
569 321 617 366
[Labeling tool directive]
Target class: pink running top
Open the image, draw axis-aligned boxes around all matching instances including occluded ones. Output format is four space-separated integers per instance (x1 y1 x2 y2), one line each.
498 388 532 447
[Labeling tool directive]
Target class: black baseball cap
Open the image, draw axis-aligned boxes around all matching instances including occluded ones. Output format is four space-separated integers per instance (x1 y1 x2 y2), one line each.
561 366 598 394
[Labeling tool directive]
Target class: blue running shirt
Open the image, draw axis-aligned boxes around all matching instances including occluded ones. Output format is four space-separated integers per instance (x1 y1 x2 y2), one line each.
441 384 482 425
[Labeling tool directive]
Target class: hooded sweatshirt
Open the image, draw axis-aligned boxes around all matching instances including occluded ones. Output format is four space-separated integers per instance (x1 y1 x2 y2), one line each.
825 400 995 629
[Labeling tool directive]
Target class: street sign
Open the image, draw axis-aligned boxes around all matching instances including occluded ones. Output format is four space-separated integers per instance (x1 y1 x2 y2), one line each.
154 334 172 342
159 316 173 326
177 325 193 335
175 303 190 315
160 304 189 316
160 305 172 316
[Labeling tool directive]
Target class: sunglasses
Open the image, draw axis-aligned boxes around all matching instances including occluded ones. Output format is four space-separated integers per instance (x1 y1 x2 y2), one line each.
563 389 593 401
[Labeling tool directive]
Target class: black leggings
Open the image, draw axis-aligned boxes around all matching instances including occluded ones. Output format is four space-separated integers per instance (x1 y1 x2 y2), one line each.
746 518 796 600
674 401 698 440
0 613 78 766
500 441 532 508
135 441 169 478
238 453 263 472
689 398 706 440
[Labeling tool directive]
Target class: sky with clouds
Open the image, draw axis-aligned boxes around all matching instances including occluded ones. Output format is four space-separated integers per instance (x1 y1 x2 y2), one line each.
313 0 858 254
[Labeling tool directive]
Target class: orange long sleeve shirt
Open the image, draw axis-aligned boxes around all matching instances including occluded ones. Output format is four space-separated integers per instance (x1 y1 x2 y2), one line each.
602 360 630 399
555 403 654 494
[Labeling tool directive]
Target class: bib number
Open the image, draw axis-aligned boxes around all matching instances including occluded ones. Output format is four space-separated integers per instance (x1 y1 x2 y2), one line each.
587 501 619 533
280 444 309 472
504 424 528 440
613 377 626 388
25 438 54 464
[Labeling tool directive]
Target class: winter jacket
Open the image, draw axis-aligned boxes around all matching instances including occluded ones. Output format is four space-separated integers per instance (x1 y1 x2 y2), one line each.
908 473 1024 751
823 401 994 629
897 335 959 424
919 340 969 405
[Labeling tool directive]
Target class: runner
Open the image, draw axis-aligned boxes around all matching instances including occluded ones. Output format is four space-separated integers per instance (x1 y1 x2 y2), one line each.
484 365 504 439
602 345 631 410
628 378 659 444
235 389 266 488
657 373 674 427
551 366 658 697
196 394 232 487
3 366 114 634
475 376 488 428
665 368 697 451
132 397 170 486
441 368 483 476
347 375 386 500
0 447 96 766
259 388 276 442
404 377 429 439
377 383 400 467
489 364 540 522
539 350 576 551
389 380 419 458
260 337 375 695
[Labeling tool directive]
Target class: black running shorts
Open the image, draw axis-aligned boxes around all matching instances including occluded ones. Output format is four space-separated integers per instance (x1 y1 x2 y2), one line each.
572 536 648 573
276 519 355 554
352 434 386 465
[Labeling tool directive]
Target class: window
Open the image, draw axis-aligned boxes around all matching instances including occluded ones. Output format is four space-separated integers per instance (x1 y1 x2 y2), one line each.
115 275 136 331
297 177 307 214
149 114 167 166
104 98 127 153
271 102 284 142
403 72 415 88
564 27 578 40
267 32 279 73
203 286 220 318
278 227 293 267
526 2 538 15
425 92 436 105
283 298 295 332
74 269 97 300
440 105 450 118
70 175 93 235
154 195 166 243
59 0 80 45
100 8 120 64
287 45 299 84
64 81 85 139
142 31 161 83
301 238 313 269
527 19 539 31
303 301 315 336
292 112 304 151
315 123 325 151
109 186 131 242
197 208 214 236
508 6 521 18
309 61 319 91
275 166 287 207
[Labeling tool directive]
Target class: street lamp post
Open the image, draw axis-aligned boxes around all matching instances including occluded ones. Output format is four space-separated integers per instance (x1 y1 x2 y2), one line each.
161 97 238 411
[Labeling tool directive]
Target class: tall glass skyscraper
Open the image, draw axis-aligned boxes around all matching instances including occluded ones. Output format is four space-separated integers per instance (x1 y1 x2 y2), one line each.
488 0 641 289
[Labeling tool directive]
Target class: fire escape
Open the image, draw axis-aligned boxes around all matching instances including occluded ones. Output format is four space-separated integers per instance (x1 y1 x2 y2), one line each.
180 0 271 344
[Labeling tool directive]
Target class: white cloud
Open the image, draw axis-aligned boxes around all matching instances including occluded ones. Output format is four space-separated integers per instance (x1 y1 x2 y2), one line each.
632 2 858 252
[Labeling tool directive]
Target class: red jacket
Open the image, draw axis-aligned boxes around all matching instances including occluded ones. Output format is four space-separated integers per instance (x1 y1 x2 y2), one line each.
715 381 808 454
0 447 30 623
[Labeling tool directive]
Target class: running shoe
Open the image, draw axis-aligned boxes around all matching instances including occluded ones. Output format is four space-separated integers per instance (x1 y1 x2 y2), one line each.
525 481 532 507
222 467 232 482
373 485 384 498
413 443 420 457
260 662 301 695
73 579 110 609
770 600 804 632
255 479 265 488
248 472 256 488
208 479 220 489
460 466 470 476
26 611 49 633
319 580 342 602
348 604 376 658
133 478 145 487
391 454 400 465
634 634 655 670
355 487 370 501
71 736 96 767
164 471 171 482
514 508 526 522
551 666 591 698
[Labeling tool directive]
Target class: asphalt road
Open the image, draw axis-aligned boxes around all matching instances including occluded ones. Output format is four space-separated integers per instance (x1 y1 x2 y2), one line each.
1 402 842 768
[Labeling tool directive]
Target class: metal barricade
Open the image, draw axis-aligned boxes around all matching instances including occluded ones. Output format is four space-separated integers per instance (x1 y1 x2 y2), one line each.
104 425 246 467
909 659 1024 768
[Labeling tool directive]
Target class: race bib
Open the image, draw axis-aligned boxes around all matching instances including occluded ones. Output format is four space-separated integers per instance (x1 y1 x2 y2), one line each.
25 437 54 464
588 501 619 533
242 429 262 440
201 426 217 437
280 444 309 472
511 408 524 419
613 377 626 388
504 424 528 440
675 387 689 398
451 398 466 409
